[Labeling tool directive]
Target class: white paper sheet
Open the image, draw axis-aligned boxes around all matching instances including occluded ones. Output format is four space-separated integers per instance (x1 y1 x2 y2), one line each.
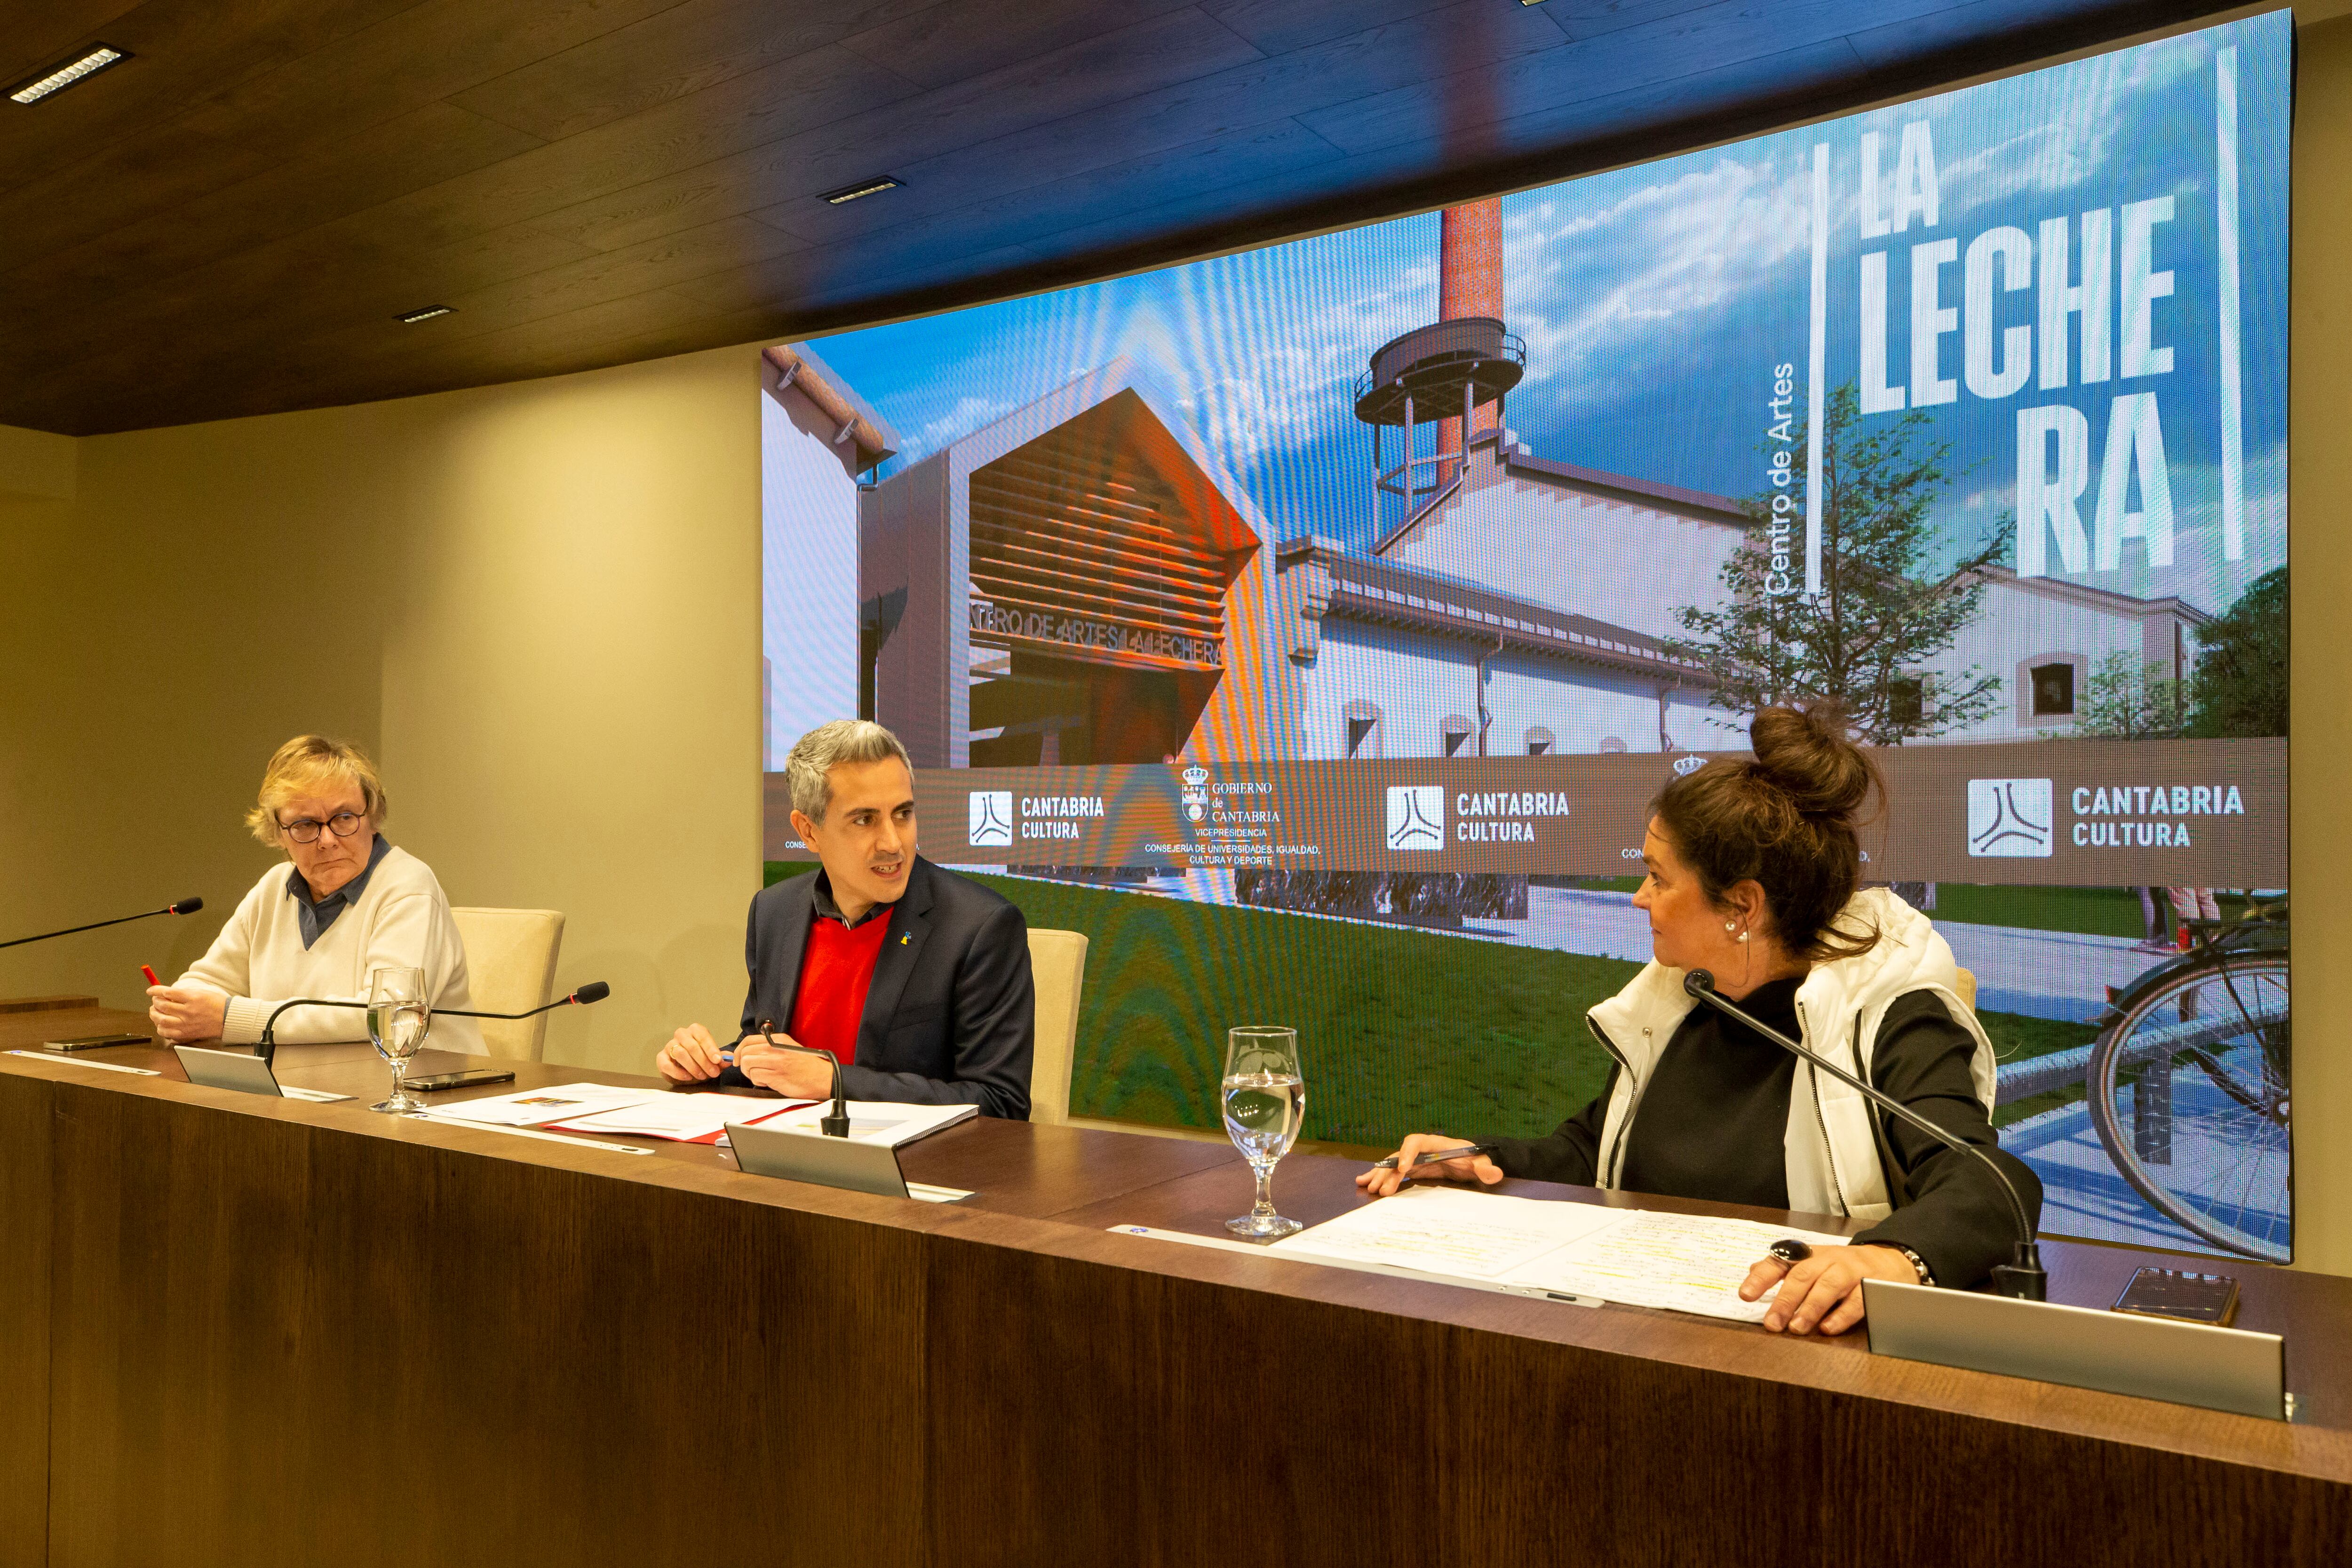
1504 1211 1851 1323
416 1082 652 1128
1270 1187 1851 1323
1270 1186 1624 1279
547 1094 803 1141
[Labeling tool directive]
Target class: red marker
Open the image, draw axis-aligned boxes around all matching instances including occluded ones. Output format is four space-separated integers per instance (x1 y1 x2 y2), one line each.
140 964 161 988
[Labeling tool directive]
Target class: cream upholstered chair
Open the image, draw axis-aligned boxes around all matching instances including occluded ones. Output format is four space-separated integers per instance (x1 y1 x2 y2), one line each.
1955 967 1978 1010
1025 928 1089 1125
449 908 566 1061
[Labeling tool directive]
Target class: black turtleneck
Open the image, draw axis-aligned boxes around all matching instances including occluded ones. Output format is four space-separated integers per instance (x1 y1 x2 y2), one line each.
1618 975 1803 1210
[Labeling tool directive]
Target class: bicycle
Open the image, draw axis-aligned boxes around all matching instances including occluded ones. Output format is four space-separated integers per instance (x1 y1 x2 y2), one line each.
2084 896 2290 1262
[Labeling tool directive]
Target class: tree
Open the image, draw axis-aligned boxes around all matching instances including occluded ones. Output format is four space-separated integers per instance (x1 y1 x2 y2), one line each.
2186 566 2287 739
2074 649 2188 739
1668 385 2010 744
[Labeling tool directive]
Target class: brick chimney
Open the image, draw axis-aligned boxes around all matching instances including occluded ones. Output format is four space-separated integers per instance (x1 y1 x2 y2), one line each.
1439 197 1503 480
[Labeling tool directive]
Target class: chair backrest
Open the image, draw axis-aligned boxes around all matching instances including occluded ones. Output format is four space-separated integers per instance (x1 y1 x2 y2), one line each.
1025 928 1089 1125
1955 967 1978 1011
448 907 566 1060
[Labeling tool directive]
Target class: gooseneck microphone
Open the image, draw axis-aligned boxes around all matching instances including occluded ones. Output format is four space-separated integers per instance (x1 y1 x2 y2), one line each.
1 896 205 950
257 981 610 1062
1682 968 2047 1302
438 982 612 1018
750 1037 852 1137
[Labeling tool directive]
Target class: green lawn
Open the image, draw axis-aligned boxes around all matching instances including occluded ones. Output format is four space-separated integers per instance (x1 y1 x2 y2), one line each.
752 867 2093 1148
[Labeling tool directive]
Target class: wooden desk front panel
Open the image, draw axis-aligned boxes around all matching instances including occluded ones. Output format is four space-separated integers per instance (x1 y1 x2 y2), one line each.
34 1073 932 1568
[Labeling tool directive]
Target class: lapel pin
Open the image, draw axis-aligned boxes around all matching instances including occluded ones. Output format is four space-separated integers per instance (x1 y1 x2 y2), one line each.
900 933 911 945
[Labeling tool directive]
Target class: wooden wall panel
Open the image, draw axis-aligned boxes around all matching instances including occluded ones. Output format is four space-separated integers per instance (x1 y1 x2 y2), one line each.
0 1073 54 1566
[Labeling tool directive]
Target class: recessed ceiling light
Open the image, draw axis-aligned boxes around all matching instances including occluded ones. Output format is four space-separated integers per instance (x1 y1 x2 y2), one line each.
397 305 455 324
821 176 903 205
9 45 130 104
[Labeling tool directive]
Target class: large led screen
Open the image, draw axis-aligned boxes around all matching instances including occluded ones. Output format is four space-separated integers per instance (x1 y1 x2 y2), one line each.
761 14 2292 1262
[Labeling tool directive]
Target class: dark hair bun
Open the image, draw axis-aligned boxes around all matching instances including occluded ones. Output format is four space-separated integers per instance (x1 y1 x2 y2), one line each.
1748 701 1874 820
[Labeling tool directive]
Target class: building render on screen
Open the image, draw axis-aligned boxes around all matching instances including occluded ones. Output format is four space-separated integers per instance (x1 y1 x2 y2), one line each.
771 203 2213 772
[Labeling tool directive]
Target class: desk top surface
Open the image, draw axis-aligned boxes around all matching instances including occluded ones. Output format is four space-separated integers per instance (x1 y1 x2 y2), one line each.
8 1004 2350 1483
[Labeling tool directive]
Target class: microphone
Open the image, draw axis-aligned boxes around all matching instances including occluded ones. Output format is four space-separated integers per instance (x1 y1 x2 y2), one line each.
258 982 609 1061
1682 968 2047 1302
1 896 206 951
747 1037 852 1137
438 982 610 1019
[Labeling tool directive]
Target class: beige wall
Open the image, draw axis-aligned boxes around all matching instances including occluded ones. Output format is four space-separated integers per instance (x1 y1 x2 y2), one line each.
0 346 763 1073
0 9 2346 1268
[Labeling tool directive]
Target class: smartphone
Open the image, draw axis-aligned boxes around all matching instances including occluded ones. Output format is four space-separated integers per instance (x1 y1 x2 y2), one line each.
43 1033 151 1051
2111 1266 2241 1327
403 1067 517 1092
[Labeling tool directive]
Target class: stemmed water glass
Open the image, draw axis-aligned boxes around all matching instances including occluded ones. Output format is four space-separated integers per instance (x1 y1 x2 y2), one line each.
366 965 431 1114
1223 1026 1305 1239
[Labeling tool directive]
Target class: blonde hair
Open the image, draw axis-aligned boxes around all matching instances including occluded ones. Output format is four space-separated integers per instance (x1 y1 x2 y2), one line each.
245 735 388 847
786 720 912 824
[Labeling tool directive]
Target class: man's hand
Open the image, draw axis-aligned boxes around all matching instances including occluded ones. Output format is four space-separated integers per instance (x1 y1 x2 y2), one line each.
655 1023 728 1082
732 1032 839 1098
1738 1243 1921 1335
148 986 226 1043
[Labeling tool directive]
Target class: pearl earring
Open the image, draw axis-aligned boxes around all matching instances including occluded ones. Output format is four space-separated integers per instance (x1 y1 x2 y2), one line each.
1724 921 1736 931
1737 930 1751 943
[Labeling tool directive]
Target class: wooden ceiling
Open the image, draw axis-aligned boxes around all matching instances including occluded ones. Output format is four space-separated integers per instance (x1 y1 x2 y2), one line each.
0 0 2234 435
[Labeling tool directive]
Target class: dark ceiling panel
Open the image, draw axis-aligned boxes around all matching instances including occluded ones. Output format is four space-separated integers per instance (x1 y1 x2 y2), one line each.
0 0 2244 435
446 0 939 142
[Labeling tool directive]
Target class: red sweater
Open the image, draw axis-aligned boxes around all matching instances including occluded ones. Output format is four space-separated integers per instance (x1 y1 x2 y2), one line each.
786 911 894 1068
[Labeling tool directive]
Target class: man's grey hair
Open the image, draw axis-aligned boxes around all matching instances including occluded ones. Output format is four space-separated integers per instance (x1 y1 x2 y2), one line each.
786 720 914 824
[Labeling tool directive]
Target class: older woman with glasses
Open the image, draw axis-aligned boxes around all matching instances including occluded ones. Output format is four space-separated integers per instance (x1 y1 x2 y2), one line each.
148 735 482 1051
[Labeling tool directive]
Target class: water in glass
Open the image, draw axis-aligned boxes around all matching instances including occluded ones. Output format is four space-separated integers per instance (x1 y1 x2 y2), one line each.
1223 1026 1305 1238
366 965 432 1114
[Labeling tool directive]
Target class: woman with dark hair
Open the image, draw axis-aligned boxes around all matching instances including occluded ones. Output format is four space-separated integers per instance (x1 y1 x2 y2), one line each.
1358 702 2041 1336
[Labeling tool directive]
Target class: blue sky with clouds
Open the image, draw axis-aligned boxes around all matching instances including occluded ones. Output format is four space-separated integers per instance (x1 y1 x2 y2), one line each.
806 12 2289 621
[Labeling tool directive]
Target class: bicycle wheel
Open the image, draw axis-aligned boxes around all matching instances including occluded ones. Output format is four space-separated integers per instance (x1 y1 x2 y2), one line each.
2086 957 2290 1262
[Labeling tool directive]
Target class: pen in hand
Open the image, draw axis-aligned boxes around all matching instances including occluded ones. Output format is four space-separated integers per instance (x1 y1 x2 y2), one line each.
140 965 161 987
720 1019 778 1067
1371 1142 1499 1171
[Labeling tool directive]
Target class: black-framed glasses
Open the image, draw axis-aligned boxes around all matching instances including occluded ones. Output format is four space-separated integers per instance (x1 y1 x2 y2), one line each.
280 811 365 844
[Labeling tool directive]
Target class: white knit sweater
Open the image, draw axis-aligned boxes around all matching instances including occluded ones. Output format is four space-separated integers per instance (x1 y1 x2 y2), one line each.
178 845 483 1052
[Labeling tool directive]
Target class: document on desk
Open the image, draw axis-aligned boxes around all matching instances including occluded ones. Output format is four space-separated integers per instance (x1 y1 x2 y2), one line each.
1270 1187 1848 1323
1271 1186 1624 1280
545 1095 805 1142
415 1082 653 1128
718 1099 977 1149
1505 1211 1850 1323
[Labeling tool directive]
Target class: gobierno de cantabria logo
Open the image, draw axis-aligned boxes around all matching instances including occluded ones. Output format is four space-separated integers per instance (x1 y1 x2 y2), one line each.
1386 785 1446 851
1967 778 2053 857
968 790 1013 848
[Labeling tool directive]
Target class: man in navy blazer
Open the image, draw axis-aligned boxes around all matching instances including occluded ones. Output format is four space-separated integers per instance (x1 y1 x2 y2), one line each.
655 721 1034 1119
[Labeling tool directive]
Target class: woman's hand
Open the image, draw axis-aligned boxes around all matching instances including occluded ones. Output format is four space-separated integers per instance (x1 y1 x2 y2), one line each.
1355 1133 1504 1198
148 986 226 1043
1738 1243 1921 1335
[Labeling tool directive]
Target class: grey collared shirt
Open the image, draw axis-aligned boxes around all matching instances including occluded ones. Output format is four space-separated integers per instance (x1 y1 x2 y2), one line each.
288 834 392 949
810 869 895 930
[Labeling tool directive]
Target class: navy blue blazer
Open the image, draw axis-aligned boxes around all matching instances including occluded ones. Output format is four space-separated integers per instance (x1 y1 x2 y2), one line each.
716 856 1034 1119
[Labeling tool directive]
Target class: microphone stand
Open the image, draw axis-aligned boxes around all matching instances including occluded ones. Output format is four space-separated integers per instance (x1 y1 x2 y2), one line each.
1683 969 2047 1302
3 899 205 950
259 985 610 1064
744 1036 851 1137
257 997 366 1065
